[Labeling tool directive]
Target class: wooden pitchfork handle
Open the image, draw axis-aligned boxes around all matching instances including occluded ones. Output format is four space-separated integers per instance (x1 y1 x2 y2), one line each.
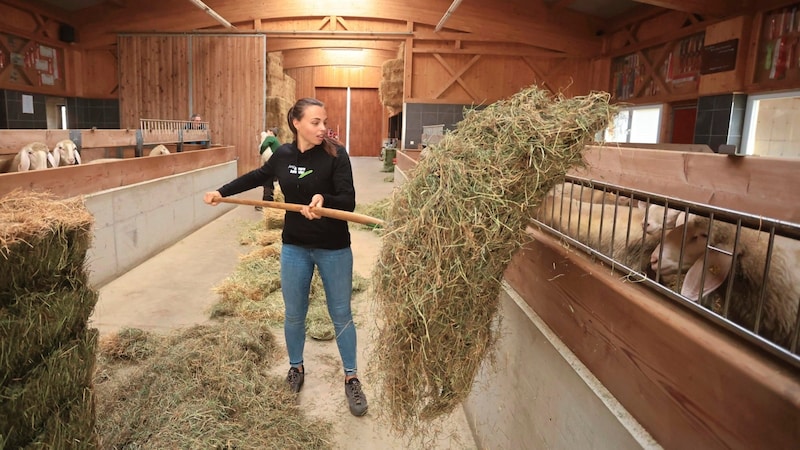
214 196 385 226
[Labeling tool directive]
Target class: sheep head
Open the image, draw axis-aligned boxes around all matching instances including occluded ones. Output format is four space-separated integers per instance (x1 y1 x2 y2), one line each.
54 139 81 165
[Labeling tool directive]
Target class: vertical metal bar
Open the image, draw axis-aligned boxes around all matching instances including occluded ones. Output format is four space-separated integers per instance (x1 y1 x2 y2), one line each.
720 221 742 319
753 226 777 335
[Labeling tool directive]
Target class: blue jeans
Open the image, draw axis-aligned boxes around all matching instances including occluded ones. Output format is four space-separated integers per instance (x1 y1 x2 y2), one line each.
281 244 357 376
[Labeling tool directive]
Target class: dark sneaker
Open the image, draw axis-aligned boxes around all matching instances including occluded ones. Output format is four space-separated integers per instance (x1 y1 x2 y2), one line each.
286 367 304 393
345 378 368 416
254 206 263 212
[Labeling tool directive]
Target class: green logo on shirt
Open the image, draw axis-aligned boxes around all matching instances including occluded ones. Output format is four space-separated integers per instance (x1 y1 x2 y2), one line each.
298 169 313 179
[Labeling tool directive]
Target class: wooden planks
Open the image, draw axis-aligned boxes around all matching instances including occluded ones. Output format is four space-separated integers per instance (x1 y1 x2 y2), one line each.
575 145 800 223
0 146 236 199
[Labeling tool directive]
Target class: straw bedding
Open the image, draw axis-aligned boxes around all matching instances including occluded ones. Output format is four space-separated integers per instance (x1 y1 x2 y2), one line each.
372 85 615 432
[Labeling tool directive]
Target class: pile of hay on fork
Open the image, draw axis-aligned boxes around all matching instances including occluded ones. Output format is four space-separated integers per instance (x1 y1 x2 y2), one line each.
373 85 616 433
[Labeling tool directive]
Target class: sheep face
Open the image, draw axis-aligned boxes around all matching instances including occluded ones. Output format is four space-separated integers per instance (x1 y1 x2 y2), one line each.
641 204 684 235
54 139 81 165
149 145 170 156
649 217 718 277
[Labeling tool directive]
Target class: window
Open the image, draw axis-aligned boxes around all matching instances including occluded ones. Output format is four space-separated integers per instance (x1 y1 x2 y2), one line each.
60 104 67 129
603 104 663 144
742 90 800 158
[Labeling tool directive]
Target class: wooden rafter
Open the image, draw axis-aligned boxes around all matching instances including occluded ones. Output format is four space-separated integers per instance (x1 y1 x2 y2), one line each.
633 0 733 17
632 45 672 97
317 16 331 30
431 53 480 100
606 13 710 58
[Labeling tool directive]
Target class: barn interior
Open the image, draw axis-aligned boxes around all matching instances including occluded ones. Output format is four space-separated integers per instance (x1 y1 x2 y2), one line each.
1 0 800 448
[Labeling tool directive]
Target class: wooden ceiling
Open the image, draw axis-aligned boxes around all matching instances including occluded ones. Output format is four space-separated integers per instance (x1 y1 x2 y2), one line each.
24 0 756 71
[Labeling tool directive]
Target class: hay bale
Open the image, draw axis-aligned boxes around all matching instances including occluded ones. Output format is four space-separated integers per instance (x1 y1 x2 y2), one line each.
267 52 286 84
373 85 616 432
25 387 97 449
0 288 97 385
379 59 404 111
0 329 97 448
94 320 331 449
266 96 295 143
0 190 94 294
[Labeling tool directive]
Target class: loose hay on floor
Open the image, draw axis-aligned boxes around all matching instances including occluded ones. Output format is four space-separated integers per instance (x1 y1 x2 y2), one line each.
94 320 332 449
372 85 616 433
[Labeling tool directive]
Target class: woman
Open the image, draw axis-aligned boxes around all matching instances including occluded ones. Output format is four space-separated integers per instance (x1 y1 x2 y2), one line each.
204 98 367 416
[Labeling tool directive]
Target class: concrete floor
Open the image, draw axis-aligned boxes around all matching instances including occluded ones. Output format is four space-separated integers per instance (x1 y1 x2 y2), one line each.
90 157 476 449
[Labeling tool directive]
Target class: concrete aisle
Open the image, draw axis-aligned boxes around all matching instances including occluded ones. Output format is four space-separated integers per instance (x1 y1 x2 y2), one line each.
90 157 477 449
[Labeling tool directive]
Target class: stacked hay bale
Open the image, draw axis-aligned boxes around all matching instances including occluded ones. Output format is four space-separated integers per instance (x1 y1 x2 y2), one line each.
373 85 615 434
266 52 297 143
379 58 404 116
0 190 98 447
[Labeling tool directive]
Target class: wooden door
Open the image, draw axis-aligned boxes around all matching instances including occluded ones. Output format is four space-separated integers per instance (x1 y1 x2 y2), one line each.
315 87 347 146
348 88 382 157
315 87 383 157
671 105 697 144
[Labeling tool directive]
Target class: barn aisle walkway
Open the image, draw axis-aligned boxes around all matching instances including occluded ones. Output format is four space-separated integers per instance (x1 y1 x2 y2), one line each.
90 156 477 449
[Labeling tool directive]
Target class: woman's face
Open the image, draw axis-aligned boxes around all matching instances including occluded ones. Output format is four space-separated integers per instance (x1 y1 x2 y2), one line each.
293 105 327 150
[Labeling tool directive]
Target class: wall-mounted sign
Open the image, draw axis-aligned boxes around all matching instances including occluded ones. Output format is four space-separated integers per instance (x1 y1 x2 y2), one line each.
701 39 738 75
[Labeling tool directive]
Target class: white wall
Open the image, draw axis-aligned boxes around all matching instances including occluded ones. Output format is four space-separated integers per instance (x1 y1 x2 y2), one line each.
84 161 237 287
464 283 661 450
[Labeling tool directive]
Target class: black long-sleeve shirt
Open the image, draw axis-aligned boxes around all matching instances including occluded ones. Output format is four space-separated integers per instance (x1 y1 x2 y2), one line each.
217 142 356 249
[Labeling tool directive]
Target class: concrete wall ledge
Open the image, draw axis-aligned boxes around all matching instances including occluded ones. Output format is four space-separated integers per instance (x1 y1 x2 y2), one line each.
84 161 237 287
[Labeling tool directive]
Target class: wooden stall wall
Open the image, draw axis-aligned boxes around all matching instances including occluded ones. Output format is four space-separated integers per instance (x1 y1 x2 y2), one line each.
73 48 118 99
118 33 266 176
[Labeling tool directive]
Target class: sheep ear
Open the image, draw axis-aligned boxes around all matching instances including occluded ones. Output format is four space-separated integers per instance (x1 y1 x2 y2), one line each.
74 149 81 164
664 209 682 228
47 152 56 167
680 250 733 301
675 212 687 228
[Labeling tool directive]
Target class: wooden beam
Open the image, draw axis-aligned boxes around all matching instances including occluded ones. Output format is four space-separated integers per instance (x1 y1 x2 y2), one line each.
604 4 667 34
281 47 396 69
267 38 401 53
606 17 712 58
413 46 564 57
633 0 736 17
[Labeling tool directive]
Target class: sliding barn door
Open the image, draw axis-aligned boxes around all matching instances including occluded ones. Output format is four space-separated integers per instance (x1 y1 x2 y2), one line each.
316 87 382 157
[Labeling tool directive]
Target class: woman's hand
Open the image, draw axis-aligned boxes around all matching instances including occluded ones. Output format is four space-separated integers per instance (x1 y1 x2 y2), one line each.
204 191 222 205
301 194 324 220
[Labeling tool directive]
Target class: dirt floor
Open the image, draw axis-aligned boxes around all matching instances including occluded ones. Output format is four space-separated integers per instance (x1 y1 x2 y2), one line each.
90 157 477 449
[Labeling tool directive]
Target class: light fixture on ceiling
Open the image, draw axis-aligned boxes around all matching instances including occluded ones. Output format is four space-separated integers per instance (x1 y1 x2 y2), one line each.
435 0 464 32
186 0 235 29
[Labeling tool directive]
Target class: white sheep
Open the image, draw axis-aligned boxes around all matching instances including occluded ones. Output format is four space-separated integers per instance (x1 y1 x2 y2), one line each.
8 142 53 172
537 190 659 272
149 144 170 156
641 203 687 235
552 181 630 206
52 139 81 166
650 216 800 347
